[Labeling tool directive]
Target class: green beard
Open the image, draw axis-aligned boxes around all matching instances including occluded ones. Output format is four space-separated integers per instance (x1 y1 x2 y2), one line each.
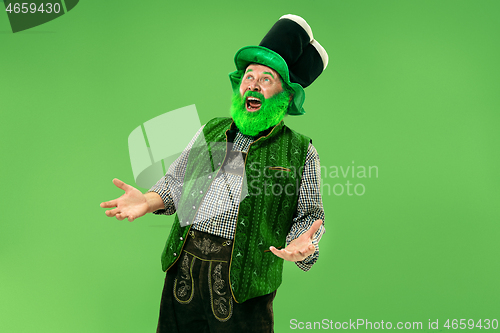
230 90 291 136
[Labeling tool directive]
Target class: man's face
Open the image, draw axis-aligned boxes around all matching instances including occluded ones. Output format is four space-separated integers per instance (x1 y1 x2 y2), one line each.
239 64 283 112
230 64 291 136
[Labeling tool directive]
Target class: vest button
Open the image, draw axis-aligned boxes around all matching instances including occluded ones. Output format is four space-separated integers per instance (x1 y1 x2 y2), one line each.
173 252 177 256
208 175 212 179
192 206 196 209
180 237 183 241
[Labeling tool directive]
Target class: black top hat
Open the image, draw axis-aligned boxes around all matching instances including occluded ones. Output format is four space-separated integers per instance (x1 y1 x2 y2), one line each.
229 14 328 115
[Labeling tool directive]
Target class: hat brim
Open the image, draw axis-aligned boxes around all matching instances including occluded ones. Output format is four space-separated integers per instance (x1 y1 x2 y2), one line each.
229 46 306 116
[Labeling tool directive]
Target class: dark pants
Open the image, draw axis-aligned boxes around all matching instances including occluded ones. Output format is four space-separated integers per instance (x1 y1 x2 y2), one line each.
156 229 276 333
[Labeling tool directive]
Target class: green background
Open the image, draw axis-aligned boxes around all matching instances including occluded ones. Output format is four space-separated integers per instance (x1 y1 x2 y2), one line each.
1 0 499 332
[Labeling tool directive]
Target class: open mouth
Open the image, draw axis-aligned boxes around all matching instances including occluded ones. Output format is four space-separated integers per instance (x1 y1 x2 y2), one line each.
246 96 262 112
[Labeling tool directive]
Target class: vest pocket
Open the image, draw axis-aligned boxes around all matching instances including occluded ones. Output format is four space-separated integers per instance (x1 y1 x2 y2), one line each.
267 166 292 172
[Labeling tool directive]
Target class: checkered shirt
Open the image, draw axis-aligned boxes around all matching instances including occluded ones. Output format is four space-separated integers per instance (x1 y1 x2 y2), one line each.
149 125 325 271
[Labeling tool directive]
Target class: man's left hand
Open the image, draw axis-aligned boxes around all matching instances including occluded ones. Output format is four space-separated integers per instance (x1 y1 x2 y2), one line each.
269 219 323 262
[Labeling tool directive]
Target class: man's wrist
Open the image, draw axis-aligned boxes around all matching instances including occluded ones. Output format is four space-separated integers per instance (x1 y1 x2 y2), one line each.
145 191 165 213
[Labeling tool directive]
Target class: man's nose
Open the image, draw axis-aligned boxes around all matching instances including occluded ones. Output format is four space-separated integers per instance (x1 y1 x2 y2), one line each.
248 83 261 91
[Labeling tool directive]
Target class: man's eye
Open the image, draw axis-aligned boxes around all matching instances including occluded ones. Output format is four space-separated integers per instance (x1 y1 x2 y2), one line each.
246 75 253 80
264 78 270 82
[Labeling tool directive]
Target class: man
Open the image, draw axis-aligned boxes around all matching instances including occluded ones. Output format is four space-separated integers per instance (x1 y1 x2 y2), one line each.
101 14 328 332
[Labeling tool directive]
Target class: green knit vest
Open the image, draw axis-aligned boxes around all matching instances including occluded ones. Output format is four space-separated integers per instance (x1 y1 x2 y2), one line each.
160 117 310 303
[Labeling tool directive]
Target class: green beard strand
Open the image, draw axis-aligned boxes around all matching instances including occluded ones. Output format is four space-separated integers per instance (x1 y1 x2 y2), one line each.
230 90 291 136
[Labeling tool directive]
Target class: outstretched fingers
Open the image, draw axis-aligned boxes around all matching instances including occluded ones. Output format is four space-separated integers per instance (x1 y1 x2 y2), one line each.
269 246 287 260
104 207 120 217
100 199 117 208
101 178 147 222
100 179 126 209
269 244 315 262
113 178 131 192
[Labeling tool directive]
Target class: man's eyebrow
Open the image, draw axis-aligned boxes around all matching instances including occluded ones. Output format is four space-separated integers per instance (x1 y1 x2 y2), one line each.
263 71 275 79
245 69 253 73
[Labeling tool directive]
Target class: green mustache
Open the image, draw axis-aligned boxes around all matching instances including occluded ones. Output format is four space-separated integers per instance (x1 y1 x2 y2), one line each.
243 90 265 102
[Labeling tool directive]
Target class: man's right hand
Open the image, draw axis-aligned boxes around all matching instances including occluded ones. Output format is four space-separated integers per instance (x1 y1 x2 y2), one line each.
100 178 163 222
